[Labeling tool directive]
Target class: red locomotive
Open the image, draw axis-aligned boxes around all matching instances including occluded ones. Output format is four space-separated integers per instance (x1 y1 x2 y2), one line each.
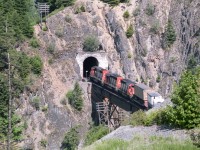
119 79 136 98
90 66 109 84
105 73 123 91
89 66 164 108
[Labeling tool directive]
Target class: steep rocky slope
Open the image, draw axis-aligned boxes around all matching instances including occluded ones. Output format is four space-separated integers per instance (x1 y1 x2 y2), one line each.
16 0 199 149
36 0 200 96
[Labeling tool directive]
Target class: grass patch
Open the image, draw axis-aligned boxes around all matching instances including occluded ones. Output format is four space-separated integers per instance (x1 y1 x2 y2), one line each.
29 38 40 48
83 136 199 150
84 125 109 146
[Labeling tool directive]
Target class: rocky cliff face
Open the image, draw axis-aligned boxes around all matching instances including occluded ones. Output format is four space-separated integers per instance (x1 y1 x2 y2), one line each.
37 0 199 97
18 0 199 149
133 0 200 96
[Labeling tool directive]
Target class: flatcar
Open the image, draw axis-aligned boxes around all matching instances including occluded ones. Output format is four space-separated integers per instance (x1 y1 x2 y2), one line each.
90 66 109 84
119 79 136 98
105 73 123 91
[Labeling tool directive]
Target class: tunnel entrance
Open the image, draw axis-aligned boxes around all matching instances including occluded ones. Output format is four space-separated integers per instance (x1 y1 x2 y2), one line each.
83 57 99 78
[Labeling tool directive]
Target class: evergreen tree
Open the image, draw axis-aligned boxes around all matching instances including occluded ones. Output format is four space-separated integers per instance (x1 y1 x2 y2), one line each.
165 67 200 129
67 82 83 111
0 75 9 140
0 0 40 144
164 20 176 48
61 127 79 150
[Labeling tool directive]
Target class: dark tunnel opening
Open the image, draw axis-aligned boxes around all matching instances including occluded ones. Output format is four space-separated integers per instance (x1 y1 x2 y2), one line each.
83 57 99 78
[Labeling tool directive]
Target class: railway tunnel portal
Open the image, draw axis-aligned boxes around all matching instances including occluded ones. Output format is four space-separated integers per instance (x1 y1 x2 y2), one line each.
76 52 108 79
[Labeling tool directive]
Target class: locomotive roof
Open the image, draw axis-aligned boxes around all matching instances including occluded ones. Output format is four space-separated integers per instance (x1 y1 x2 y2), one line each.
121 79 136 84
106 73 121 78
92 66 103 70
148 92 161 97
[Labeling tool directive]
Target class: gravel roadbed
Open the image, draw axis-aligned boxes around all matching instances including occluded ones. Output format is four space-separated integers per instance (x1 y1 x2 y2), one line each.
100 125 190 141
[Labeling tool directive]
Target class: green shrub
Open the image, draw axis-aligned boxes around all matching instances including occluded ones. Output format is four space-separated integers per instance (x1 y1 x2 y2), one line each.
126 25 134 38
30 56 43 75
41 105 48 112
129 110 146 126
75 5 85 14
80 5 86 12
42 25 48 31
30 38 40 48
40 139 47 147
31 97 40 110
18 52 32 79
127 52 132 58
47 43 55 54
101 0 129 6
156 75 161 83
101 0 120 6
164 20 176 48
123 10 130 19
55 28 64 37
83 35 100 52
144 110 165 126
61 126 80 150
188 56 197 70
84 125 109 146
65 15 72 23
150 21 160 34
66 82 83 111
163 68 200 129
145 3 155 16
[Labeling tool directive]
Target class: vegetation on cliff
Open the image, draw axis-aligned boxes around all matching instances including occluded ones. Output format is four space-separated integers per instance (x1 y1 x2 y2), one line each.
163 67 200 129
67 82 84 111
0 0 42 146
101 0 129 6
61 126 80 150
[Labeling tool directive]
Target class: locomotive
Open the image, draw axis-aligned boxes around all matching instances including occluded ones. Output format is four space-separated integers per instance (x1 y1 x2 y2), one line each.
90 66 164 108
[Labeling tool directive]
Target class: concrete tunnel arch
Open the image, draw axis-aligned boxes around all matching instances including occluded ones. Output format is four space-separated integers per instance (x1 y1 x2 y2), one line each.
83 57 99 78
76 52 109 79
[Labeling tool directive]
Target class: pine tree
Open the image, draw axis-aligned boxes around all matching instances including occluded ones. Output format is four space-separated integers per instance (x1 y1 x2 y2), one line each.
165 20 176 48
166 67 200 129
67 82 83 111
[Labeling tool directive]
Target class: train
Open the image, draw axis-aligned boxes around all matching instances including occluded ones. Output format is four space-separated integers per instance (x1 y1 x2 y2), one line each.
90 66 164 108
